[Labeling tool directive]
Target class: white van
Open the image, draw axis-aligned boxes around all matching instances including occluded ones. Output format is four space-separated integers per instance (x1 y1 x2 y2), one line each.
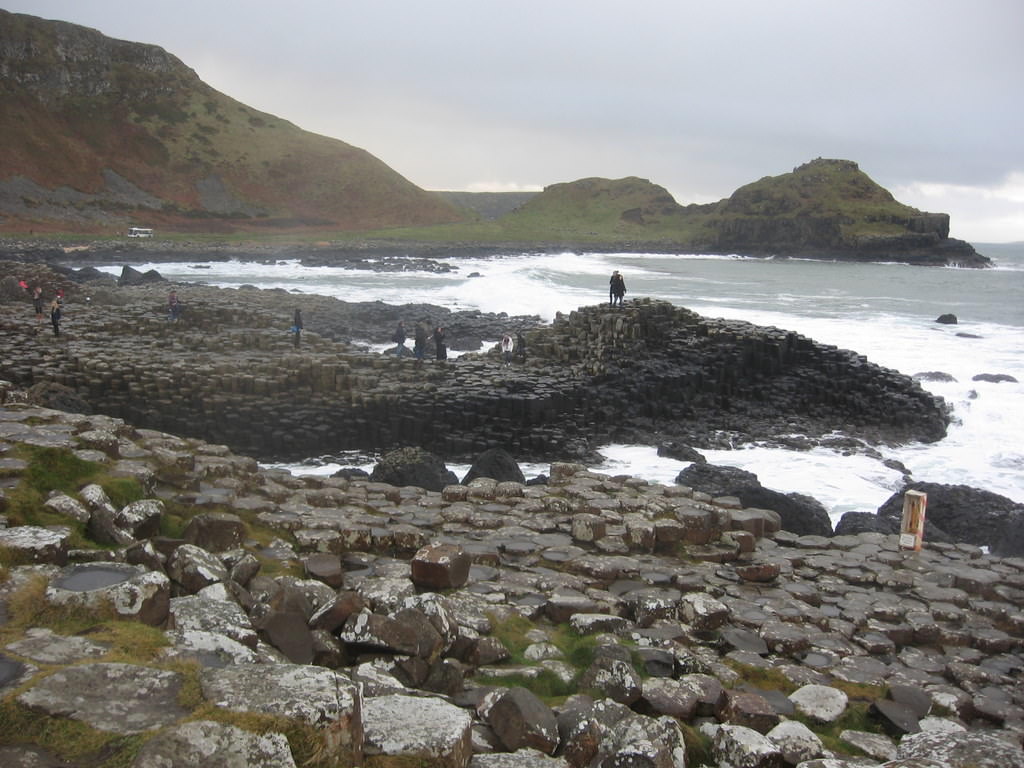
127 227 153 238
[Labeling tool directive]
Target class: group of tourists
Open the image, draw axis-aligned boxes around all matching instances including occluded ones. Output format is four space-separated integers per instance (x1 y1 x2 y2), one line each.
390 321 529 367
393 321 449 362
19 280 65 337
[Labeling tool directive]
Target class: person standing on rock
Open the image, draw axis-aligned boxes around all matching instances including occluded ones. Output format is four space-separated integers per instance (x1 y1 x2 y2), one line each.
500 333 515 367
392 321 407 356
609 270 626 307
32 286 44 326
434 326 447 361
168 290 182 322
515 330 526 363
49 294 62 337
414 321 428 362
292 308 303 348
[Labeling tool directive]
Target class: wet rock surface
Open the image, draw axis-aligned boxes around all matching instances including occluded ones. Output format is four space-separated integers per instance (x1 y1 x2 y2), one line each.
0 402 1021 766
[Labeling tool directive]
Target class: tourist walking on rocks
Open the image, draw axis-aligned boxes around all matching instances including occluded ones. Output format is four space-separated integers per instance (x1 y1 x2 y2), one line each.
433 326 447 361
414 321 428 362
500 333 514 367
515 330 526 363
609 270 626 307
392 321 407 356
167 290 182 322
32 286 44 324
49 294 62 337
292 308 303 348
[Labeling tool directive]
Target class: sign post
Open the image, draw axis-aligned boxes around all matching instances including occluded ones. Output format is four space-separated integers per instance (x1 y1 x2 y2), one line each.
899 490 927 551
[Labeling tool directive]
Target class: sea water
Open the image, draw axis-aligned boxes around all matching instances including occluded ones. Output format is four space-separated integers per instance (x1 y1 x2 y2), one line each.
96 244 1024 525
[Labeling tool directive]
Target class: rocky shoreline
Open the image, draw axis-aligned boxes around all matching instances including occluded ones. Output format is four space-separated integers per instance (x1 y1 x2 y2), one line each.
0 260 948 467
1 393 1023 767
0 234 992 270
0 253 1022 766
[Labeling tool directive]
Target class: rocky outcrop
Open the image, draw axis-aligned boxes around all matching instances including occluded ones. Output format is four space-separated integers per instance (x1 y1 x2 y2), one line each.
1 400 1023 766
697 159 990 268
369 447 459 492
0 266 949 464
676 463 834 536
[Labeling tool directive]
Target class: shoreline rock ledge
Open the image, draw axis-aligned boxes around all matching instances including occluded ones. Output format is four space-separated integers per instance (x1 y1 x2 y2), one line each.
0 264 950 463
0 399 1022 767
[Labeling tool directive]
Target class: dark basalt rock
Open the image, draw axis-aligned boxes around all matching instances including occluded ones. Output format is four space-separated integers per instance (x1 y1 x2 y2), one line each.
677 463 832 536
117 264 165 286
0 264 951 466
657 441 707 463
877 482 1024 555
913 371 956 382
461 447 526 485
1 399 1023 765
369 447 458 492
995 511 1024 559
833 511 900 537
26 381 92 415
972 373 1018 383
935 313 958 324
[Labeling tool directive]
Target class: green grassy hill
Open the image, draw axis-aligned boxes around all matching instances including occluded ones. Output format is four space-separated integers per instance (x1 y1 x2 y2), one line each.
0 9 465 233
486 160 986 265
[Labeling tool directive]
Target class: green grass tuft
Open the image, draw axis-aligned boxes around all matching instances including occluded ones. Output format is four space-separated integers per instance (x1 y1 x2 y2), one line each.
21 445 100 495
679 721 715 767
0 699 145 767
723 659 798 694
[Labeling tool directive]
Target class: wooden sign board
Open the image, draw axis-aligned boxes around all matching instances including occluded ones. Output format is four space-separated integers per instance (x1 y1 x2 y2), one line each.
899 490 927 551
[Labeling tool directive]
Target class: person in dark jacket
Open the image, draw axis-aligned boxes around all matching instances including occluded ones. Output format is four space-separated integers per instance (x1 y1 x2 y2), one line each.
433 326 447 361
292 308 303 348
49 295 62 337
414 322 428 361
392 322 407 355
609 270 626 307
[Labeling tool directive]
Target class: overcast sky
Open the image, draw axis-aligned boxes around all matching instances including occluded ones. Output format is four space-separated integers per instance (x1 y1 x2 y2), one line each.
6 0 1023 242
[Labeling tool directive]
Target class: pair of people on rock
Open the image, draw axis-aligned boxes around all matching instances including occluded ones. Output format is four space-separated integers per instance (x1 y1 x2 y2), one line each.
609 270 626 307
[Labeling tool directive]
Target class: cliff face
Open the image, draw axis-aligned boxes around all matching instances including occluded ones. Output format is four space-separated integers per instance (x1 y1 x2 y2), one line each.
0 10 465 232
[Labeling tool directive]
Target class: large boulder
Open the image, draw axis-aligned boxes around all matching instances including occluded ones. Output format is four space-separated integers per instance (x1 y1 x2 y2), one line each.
877 482 1024 555
133 720 297 768
118 264 165 286
484 686 560 755
462 447 526 484
26 381 93 415
17 663 187 735
199 664 363 764
676 463 832 536
363 694 472 767
897 729 1024 767
0 526 69 566
370 446 458 492
833 511 900 537
411 543 471 590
